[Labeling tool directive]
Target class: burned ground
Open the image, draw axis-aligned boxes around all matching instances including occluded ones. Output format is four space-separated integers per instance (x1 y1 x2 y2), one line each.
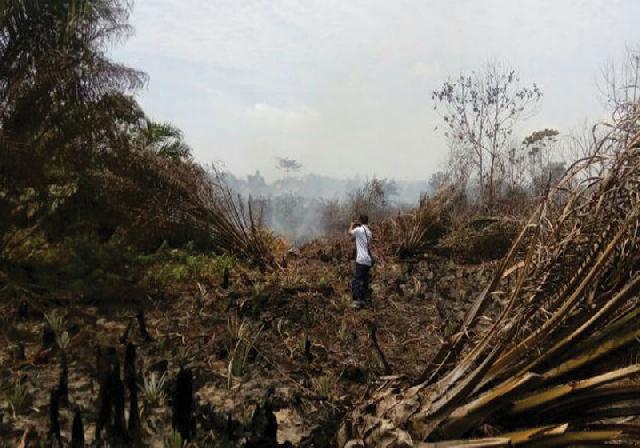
0 236 498 446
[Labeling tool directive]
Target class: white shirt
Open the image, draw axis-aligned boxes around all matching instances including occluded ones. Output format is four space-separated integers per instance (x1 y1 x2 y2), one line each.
350 225 373 266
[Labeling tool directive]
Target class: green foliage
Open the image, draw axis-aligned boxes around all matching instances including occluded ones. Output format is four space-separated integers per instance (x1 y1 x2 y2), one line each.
176 345 192 368
140 245 235 291
337 321 354 345
226 317 261 384
44 312 65 336
163 431 184 448
132 119 192 161
0 0 146 257
56 331 71 351
312 375 335 400
7 381 32 417
0 0 275 302
140 372 166 413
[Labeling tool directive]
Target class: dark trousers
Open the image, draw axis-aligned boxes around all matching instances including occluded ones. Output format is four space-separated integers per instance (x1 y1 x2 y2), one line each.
352 263 371 302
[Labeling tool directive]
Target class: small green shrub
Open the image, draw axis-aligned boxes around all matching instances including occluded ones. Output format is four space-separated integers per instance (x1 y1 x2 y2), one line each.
140 372 166 413
163 431 184 448
227 318 261 386
337 321 354 345
8 382 32 417
312 375 335 400
56 331 71 351
44 312 65 336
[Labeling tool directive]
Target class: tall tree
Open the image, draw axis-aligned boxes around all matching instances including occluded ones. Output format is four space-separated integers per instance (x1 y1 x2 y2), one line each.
276 157 302 177
522 128 561 196
0 0 145 255
601 45 640 148
433 63 542 208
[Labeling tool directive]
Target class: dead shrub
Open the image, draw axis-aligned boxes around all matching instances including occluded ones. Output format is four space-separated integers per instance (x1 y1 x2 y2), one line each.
437 216 521 263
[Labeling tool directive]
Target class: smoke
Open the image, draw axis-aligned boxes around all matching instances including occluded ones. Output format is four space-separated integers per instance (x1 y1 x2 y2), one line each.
224 171 431 243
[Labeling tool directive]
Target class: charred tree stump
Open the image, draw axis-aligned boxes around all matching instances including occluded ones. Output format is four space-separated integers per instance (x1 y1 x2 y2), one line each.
95 346 102 379
96 345 118 381
58 352 69 407
95 374 111 443
14 343 25 361
71 409 84 448
125 343 142 445
42 325 56 350
111 361 128 445
172 367 194 441
48 389 62 447
17 300 29 319
127 381 142 445
304 333 313 362
136 310 153 342
119 318 133 345
248 386 278 447
95 348 117 444
124 343 137 386
223 266 230 289
226 413 235 439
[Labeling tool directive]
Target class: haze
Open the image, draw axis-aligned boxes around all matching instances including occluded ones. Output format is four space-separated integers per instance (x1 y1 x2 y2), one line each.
115 0 640 182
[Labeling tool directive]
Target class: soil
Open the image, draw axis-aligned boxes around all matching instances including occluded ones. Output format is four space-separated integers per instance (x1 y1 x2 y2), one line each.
0 238 497 447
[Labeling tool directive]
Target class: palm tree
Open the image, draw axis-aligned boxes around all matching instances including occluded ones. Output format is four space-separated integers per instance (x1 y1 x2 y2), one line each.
134 119 192 161
0 0 145 255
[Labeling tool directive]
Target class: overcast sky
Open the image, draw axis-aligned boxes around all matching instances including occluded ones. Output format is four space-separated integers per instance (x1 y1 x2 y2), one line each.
113 0 640 181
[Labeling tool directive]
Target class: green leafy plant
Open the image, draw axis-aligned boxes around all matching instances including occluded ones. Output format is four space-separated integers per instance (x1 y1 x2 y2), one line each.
44 312 65 337
227 321 262 386
312 375 335 400
56 331 71 351
163 431 184 448
337 321 353 345
140 372 166 413
176 346 192 368
8 382 32 417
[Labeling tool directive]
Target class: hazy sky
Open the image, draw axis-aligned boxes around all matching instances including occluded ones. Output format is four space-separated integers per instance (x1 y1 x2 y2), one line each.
114 0 640 181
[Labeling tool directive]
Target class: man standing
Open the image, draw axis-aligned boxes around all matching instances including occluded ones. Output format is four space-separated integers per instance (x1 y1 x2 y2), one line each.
349 214 373 309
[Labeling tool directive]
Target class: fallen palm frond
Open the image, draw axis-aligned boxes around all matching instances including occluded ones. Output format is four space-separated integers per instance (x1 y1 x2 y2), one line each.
339 127 640 446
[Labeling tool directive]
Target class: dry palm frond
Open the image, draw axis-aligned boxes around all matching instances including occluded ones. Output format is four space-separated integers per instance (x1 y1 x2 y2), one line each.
106 149 276 268
339 127 640 447
392 187 453 258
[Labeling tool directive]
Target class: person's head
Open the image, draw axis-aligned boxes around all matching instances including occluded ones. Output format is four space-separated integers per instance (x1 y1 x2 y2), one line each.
359 214 369 225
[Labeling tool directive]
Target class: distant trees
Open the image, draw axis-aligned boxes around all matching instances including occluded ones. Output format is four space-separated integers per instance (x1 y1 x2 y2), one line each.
276 157 302 176
504 128 564 199
599 46 640 154
428 171 447 193
433 64 543 209
602 46 640 135
522 128 563 196
247 171 267 197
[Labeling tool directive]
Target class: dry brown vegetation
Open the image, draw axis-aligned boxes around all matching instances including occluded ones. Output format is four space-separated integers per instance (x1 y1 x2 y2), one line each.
4 2 640 447
339 128 640 447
